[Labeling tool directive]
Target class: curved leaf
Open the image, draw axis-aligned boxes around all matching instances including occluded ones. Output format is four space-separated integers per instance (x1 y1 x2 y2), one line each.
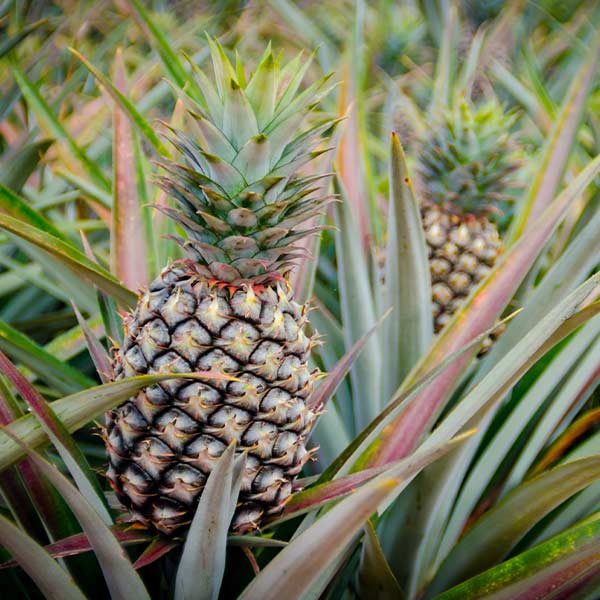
0 514 86 600
175 443 246 600
0 213 137 308
428 455 600 596
436 514 600 600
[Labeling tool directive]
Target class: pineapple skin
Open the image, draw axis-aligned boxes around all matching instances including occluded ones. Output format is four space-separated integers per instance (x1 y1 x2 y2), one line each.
422 203 502 339
106 264 317 535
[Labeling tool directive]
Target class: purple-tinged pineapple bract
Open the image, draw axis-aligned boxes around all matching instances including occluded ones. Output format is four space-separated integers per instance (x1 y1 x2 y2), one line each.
105 40 335 535
417 100 521 349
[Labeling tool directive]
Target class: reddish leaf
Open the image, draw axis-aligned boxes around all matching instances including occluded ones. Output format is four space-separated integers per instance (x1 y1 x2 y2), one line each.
111 48 149 291
133 537 179 570
0 527 152 570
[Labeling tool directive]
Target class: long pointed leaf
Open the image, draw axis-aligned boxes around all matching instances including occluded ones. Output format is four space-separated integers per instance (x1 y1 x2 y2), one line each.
381 132 432 400
0 213 137 308
0 514 86 600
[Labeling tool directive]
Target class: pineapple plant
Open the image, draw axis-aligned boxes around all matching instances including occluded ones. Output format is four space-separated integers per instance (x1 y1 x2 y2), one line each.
416 99 521 347
1 3 600 600
104 40 336 535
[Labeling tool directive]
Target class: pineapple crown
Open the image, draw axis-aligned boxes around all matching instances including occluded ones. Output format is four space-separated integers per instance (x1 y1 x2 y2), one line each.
157 38 337 285
417 99 522 223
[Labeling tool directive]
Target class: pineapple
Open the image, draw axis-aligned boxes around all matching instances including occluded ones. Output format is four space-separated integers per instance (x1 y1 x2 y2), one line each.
417 100 520 347
104 41 335 536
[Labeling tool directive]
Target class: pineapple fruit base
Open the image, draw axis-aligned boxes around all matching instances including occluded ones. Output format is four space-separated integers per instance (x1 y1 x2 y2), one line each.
106 264 317 535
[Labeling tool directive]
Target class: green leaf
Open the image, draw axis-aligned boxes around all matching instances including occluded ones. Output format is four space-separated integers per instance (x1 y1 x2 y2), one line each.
0 19 47 58
428 455 600 596
71 304 112 383
239 478 398 599
508 32 600 243
0 213 137 309
0 351 111 523
381 133 432 401
333 175 381 429
174 444 246 600
435 514 600 600
0 320 95 394
9 436 149 600
69 48 169 157
437 315 600 564
428 4 457 114
0 140 52 193
357 521 403 600
0 514 86 600
10 63 110 191
242 431 473 599
361 153 600 468
0 182 66 241
126 0 205 105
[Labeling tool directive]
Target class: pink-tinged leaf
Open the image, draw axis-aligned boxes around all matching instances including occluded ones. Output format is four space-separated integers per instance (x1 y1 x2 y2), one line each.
133 537 179 570
511 32 600 241
5 432 150 600
0 514 86 600
111 48 149 291
436 514 600 600
239 479 398 600
0 379 47 542
71 303 113 383
0 351 111 522
0 213 137 309
0 528 152 570
361 154 600 468
336 66 372 254
307 309 390 411
269 430 475 527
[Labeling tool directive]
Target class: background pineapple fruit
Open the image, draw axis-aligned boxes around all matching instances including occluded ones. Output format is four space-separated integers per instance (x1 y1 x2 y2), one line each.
417 100 521 348
105 41 335 536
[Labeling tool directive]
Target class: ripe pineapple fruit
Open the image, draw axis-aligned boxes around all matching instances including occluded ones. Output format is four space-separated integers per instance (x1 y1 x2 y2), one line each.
105 40 335 535
417 100 520 347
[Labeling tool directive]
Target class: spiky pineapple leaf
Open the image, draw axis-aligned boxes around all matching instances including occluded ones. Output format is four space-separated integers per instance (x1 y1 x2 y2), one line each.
0 514 86 600
436 315 600 564
356 521 402 600
111 48 150 290
381 132 432 401
333 175 381 429
360 153 600 469
8 435 150 600
508 31 600 243
0 182 66 240
239 479 398 599
0 18 47 58
175 444 246 600
436 513 600 600
10 63 110 191
0 140 52 193
0 320 95 393
0 351 111 523
69 48 169 157
428 455 600 596
271 430 475 527
0 213 138 309
124 0 205 106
